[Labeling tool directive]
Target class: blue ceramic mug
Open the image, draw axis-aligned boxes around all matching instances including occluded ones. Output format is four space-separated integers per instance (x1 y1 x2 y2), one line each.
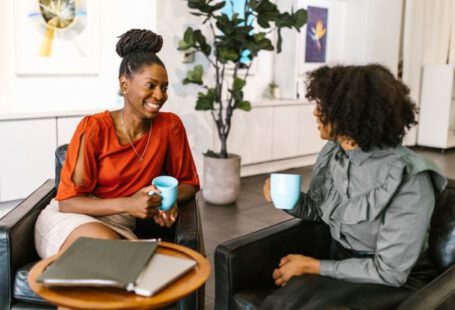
270 173 301 210
151 176 178 211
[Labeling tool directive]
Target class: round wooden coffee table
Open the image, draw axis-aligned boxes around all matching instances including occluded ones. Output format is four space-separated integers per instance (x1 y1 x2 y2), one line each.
28 241 210 309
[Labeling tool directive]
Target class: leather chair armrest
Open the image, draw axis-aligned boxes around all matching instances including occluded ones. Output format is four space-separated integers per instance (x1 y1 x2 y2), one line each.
175 194 204 254
397 264 455 310
214 218 331 310
0 180 55 310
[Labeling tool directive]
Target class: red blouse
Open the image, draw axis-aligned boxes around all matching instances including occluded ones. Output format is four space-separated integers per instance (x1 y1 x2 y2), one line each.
56 111 200 200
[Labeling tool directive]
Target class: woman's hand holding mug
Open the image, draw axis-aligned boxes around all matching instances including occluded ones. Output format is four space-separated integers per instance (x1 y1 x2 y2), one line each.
263 177 272 202
150 176 179 227
128 185 161 219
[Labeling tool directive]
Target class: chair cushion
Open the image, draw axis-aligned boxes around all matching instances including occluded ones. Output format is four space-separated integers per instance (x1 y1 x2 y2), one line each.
233 288 275 310
430 186 455 270
54 144 68 192
13 262 51 305
11 301 55 310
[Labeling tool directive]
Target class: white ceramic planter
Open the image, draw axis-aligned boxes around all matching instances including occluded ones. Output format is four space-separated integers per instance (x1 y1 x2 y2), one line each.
202 154 241 205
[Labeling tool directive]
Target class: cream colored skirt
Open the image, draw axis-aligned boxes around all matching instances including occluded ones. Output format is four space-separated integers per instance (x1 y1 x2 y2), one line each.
34 199 137 258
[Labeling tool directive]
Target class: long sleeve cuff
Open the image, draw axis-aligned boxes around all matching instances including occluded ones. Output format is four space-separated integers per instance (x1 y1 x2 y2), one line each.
319 260 336 277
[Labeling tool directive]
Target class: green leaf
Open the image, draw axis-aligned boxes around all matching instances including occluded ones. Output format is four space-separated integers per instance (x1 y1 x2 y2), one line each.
257 15 270 28
188 0 205 9
231 89 244 102
254 32 266 42
177 39 192 51
183 65 204 85
193 30 211 56
257 37 273 51
195 88 217 110
210 1 226 12
233 77 246 91
237 100 252 111
183 27 194 45
275 12 294 28
293 9 307 29
218 48 239 63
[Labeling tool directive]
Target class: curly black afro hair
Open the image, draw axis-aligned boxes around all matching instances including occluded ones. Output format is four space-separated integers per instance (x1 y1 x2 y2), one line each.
305 64 418 151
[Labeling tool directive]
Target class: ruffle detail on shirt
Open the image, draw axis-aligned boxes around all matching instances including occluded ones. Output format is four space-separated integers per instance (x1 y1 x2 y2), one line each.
319 147 447 225
398 146 447 193
321 158 406 224
306 142 338 206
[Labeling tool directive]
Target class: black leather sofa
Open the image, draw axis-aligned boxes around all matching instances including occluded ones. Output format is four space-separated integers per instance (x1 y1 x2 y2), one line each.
0 145 205 310
215 178 455 309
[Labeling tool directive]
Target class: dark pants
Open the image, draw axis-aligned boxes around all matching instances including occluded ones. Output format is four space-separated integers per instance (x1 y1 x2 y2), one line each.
260 240 438 310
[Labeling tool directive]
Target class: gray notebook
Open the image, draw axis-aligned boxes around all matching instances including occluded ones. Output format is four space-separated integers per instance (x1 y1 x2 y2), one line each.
37 237 158 289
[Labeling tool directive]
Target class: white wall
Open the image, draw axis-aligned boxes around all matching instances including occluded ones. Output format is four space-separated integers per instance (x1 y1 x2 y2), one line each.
0 0 410 200
0 0 157 115
343 0 403 73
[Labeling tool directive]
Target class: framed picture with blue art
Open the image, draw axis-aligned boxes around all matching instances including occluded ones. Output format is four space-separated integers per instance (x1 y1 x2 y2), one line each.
305 6 328 63
14 0 100 75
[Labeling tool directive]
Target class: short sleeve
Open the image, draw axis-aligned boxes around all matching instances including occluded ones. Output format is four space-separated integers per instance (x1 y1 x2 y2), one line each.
165 114 200 191
55 116 101 200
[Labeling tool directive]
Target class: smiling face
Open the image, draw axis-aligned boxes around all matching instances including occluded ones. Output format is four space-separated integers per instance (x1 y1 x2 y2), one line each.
120 63 169 120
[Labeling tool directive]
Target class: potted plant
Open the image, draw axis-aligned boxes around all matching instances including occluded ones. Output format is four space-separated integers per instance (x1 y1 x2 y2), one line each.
268 80 280 99
179 0 307 204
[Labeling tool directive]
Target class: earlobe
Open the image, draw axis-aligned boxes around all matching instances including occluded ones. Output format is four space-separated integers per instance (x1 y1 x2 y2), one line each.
119 76 128 95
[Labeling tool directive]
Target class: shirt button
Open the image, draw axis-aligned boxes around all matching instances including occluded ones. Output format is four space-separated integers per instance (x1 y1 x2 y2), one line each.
344 181 348 185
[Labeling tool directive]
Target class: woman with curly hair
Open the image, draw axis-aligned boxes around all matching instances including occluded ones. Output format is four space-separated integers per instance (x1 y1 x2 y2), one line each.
262 64 447 308
34 29 199 258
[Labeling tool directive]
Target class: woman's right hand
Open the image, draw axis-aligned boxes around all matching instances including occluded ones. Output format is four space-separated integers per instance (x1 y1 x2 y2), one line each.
126 185 161 219
263 177 272 203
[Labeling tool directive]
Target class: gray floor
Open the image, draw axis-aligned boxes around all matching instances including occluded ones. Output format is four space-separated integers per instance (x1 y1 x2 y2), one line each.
1 146 455 309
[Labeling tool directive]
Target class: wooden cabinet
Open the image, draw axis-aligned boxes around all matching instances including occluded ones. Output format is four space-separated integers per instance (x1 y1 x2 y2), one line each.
223 101 323 166
417 64 455 149
0 114 85 202
225 107 274 165
300 104 325 155
0 119 57 201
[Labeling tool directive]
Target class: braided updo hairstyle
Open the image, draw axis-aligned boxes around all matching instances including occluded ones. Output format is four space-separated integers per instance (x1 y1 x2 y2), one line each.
116 29 165 78
305 64 418 151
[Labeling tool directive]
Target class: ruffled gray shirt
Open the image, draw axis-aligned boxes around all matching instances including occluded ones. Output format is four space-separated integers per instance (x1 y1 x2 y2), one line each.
288 142 447 287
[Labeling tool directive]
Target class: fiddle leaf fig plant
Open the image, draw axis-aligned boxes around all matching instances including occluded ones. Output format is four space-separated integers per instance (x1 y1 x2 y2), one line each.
179 0 307 158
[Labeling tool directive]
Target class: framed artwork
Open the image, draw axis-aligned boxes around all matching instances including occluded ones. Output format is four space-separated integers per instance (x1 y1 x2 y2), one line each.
14 0 100 75
304 6 328 63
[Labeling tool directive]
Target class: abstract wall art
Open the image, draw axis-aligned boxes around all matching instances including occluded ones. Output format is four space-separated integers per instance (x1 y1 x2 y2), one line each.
14 0 100 75
305 6 328 63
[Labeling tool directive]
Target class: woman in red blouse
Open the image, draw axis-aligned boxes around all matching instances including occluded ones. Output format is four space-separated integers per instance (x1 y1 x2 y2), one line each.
34 29 200 258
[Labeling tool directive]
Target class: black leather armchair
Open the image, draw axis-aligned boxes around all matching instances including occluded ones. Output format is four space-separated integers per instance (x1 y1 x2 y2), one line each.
215 178 455 309
0 145 205 310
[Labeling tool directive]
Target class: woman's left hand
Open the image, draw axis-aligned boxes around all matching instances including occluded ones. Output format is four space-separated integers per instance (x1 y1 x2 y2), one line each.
153 203 178 228
272 254 320 286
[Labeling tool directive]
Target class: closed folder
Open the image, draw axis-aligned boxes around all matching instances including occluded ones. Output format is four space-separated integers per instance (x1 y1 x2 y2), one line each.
37 237 196 296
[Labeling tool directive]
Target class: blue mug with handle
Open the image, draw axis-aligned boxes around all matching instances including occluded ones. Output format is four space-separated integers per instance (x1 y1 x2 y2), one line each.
270 173 301 210
151 176 178 211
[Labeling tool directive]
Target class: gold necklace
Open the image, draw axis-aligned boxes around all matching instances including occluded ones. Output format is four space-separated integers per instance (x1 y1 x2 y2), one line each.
120 110 152 161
